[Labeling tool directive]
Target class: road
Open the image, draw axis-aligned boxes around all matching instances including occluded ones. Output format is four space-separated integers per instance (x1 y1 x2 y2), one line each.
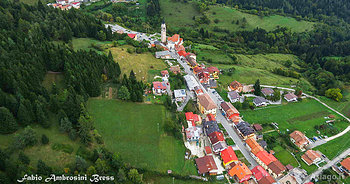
303 147 350 183
177 90 191 111
173 51 259 168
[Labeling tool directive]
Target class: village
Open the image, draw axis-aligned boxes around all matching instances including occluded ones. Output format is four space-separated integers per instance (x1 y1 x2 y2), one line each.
100 20 350 184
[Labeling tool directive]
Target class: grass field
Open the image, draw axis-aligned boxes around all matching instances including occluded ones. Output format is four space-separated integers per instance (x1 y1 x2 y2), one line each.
42 72 65 90
317 86 350 117
204 6 315 33
273 145 298 167
108 45 167 81
72 38 112 52
240 99 346 138
87 99 197 175
0 117 83 170
316 132 350 159
160 0 200 28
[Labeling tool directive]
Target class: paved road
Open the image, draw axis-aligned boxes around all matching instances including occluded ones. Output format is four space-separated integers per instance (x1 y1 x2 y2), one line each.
172 51 259 168
303 147 350 183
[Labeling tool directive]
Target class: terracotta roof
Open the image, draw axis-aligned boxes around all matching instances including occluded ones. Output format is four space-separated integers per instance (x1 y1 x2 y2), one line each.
290 130 309 147
284 93 298 100
198 94 217 110
267 160 286 175
153 81 166 90
253 124 263 131
302 150 321 165
175 44 185 52
185 112 194 121
341 157 350 171
230 81 242 90
207 66 219 73
258 176 275 184
170 65 181 73
177 50 187 56
208 131 225 144
286 164 294 171
251 166 270 181
195 155 218 174
228 162 252 182
127 33 136 39
206 114 216 121
161 70 168 76
168 34 180 43
246 138 264 155
256 150 277 166
193 66 203 73
220 146 238 165
205 146 212 155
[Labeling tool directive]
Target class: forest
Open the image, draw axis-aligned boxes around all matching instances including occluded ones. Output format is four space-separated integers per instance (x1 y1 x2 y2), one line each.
0 0 145 183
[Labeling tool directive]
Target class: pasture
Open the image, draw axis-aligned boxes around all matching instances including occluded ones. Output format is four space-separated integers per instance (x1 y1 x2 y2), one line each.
87 99 197 175
204 6 315 32
160 0 200 28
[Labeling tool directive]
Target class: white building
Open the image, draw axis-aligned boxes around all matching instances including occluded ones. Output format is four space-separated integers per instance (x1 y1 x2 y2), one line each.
184 75 199 91
174 89 186 102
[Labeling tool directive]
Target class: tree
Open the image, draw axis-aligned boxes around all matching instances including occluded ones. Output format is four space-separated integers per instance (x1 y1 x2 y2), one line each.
325 88 343 102
41 134 49 145
128 169 142 183
37 160 52 175
118 86 130 100
18 152 30 165
13 126 37 149
97 30 106 41
75 156 88 172
59 117 72 133
17 101 32 126
242 99 249 109
0 107 18 134
95 158 110 174
117 168 126 182
87 166 97 176
253 79 261 96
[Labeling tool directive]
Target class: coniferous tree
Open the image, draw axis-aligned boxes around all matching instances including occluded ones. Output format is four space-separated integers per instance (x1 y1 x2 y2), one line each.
0 107 18 134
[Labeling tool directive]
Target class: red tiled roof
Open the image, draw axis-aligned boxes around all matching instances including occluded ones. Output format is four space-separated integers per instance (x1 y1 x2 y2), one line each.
208 131 225 144
290 130 309 148
256 150 277 166
228 162 252 182
205 146 212 155
267 160 286 175
253 124 263 131
152 81 166 90
161 70 168 76
185 112 194 121
195 155 217 174
206 114 216 121
127 33 136 39
258 176 275 184
246 138 264 155
251 166 270 181
207 66 219 73
177 50 187 57
193 114 200 122
341 157 350 171
168 34 180 43
198 94 217 110
302 150 321 165
193 66 203 73
220 146 238 165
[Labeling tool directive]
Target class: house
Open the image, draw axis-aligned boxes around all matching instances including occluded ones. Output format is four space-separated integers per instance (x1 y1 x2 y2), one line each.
236 122 255 140
205 146 213 155
243 85 254 93
167 34 183 50
185 112 202 126
184 75 199 91
206 113 216 122
212 141 228 154
246 138 264 155
193 66 204 74
267 160 286 178
229 81 243 92
194 86 204 96
253 124 263 131
220 102 240 122
229 162 252 183
185 126 202 142
186 53 196 61
127 33 138 40
208 131 225 145
152 81 167 95
289 130 310 151
203 120 220 135
177 50 189 57
195 155 218 175
197 71 210 84
197 94 217 116
155 51 173 59
208 79 218 89
207 66 220 79
253 97 269 107
228 91 241 103
175 44 185 52
174 89 186 102
170 65 181 74
220 146 238 167
261 88 274 97
161 70 169 78
340 157 350 175
187 57 198 68
251 166 275 184
301 150 323 166
255 150 277 169
284 93 298 102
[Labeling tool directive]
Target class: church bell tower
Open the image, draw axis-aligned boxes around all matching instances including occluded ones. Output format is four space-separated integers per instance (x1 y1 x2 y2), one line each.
161 20 166 43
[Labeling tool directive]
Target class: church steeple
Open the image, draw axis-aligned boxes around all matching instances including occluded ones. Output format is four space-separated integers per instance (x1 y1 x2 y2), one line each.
161 20 166 44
